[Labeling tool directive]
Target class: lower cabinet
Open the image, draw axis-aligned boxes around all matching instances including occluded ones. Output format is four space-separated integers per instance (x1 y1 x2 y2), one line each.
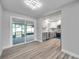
42 32 56 41
42 32 61 41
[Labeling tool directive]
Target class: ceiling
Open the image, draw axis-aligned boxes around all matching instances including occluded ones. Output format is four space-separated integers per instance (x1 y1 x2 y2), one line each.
1 0 76 18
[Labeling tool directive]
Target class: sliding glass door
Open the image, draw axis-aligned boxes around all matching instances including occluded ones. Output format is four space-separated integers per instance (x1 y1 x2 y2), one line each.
12 18 34 45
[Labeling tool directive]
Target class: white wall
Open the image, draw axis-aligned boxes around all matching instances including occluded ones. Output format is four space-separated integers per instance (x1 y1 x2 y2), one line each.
0 3 3 56
2 10 37 49
62 1 79 55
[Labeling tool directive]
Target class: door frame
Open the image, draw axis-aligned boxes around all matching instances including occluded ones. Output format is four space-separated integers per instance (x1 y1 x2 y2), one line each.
10 16 36 47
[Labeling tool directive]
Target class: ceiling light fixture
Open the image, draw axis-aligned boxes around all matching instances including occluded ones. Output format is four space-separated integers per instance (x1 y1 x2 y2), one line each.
24 0 42 10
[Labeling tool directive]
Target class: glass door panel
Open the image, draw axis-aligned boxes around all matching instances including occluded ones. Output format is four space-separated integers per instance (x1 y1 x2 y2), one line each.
26 21 34 42
12 20 25 45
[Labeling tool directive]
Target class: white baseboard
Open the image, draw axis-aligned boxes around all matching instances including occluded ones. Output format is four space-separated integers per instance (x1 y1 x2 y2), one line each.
3 45 12 50
34 39 43 42
38 40 43 42
62 49 79 58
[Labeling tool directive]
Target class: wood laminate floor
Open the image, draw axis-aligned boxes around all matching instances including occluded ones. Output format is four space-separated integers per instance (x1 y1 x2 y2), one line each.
1 38 79 59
